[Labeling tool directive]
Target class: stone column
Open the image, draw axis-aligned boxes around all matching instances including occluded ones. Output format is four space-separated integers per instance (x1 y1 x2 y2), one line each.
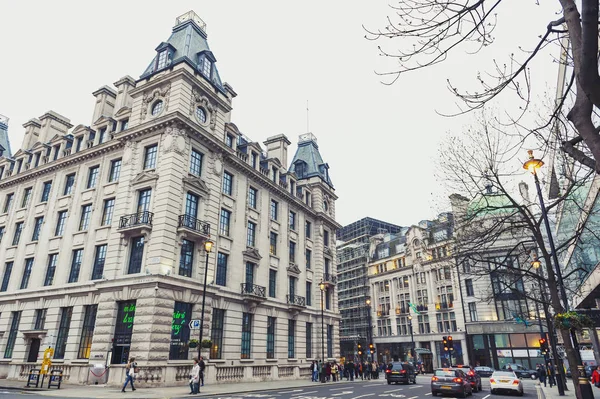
130 288 173 363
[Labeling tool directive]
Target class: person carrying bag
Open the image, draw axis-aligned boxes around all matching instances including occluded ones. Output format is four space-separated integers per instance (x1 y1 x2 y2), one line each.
122 357 137 392
189 358 201 394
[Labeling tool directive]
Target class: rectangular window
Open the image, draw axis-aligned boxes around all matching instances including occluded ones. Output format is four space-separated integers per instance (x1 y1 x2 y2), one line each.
325 288 331 310
225 134 233 148
111 301 136 364
324 230 330 247
143 144 158 169
20 258 33 290
128 236 145 274
31 216 44 241
222 171 233 195
0 226 4 243
306 322 313 358
34 308 47 330
179 239 194 277
327 324 333 358
64 173 76 195
108 159 122 182
469 302 478 322
210 308 225 359
248 187 258 209
55 211 67 236
79 204 92 231
77 305 98 359
465 279 474 296
216 252 228 286
1 262 13 292
270 200 278 220
101 198 115 225
289 241 296 263
270 232 278 255
21 187 32 208
305 282 313 307
251 152 257 169
137 188 152 214
120 119 129 131
169 302 193 360
288 319 296 358
98 128 106 144
289 211 296 230
306 249 312 269
91 245 107 280
305 221 312 239
185 192 199 218
219 209 231 236
87 166 99 189
3 193 13 213
267 316 275 359
44 253 58 286
12 222 23 246
247 221 257 247
269 269 277 297
41 181 52 202
68 249 84 283
75 136 83 152
54 307 73 359
4 311 21 358
241 313 252 359
190 149 204 176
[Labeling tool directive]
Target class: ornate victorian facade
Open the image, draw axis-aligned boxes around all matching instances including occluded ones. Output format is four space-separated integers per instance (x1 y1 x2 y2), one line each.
0 11 340 386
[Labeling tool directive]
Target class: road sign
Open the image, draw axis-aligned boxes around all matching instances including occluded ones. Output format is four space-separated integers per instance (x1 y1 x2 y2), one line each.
189 319 201 329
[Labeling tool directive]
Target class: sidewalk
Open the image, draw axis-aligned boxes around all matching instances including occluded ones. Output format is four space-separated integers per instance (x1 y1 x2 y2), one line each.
537 380 596 399
0 377 364 399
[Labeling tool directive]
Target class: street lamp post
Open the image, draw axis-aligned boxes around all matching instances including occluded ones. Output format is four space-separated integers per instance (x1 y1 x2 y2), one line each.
366 299 372 361
319 281 326 383
408 315 415 362
197 241 213 360
531 255 551 363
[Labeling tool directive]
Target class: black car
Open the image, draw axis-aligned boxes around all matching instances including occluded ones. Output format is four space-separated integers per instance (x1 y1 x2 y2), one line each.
502 364 537 379
386 362 417 385
431 368 473 397
474 366 494 377
454 365 482 392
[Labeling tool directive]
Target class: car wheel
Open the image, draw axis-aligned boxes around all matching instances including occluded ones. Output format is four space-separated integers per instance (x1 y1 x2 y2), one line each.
518 390 524 397
479 384 482 392
491 389 495 395
431 392 436 397
461 389 468 398
387 380 391 385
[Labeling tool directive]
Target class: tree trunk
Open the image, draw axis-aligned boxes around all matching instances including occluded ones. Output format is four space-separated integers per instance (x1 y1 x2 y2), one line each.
560 328 582 397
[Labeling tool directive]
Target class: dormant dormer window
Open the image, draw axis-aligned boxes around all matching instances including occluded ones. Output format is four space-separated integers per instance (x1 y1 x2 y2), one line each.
197 51 216 79
157 50 169 70
202 58 211 77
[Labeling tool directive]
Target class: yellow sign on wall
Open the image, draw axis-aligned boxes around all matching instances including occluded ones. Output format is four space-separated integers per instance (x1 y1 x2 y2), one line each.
40 347 54 375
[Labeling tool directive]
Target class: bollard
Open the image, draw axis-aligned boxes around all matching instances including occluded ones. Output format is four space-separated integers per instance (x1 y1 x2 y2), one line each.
577 365 594 399
47 369 63 389
26 369 40 388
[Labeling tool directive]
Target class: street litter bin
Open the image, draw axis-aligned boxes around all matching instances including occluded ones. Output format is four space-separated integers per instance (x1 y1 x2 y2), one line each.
88 364 109 385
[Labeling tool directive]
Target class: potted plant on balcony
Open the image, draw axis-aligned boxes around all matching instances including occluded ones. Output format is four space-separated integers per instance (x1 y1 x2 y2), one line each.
201 339 212 349
188 339 199 349
554 311 594 331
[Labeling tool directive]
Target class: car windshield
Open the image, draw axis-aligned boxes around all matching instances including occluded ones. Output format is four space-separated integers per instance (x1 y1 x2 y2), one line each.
435 370 456 377
492 371 517 378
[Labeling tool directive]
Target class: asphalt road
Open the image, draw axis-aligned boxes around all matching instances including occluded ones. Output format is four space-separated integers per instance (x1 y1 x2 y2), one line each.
172 375 540 399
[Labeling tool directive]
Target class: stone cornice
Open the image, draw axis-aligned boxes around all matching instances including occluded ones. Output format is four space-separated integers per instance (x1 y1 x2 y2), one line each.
0 140 125 189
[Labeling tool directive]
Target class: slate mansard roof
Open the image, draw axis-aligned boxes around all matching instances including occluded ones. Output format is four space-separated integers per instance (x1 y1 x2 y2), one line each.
289 133 334 188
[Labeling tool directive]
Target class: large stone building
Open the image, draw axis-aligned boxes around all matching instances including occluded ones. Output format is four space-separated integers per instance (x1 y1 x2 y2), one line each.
0 11 340 386
336 218 402 360
367 214 468 371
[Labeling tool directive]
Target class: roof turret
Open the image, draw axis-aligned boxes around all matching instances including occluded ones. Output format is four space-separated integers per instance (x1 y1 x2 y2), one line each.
140 11 224 93
0 114 12 157
289 133 334 188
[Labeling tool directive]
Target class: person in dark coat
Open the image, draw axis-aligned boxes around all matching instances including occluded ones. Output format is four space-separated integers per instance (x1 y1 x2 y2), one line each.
547 362 556 388
537 364 547 387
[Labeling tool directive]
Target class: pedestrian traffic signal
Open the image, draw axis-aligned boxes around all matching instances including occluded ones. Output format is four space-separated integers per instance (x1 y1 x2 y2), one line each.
539 338 549 354
442 336 449 351
448 336 454 351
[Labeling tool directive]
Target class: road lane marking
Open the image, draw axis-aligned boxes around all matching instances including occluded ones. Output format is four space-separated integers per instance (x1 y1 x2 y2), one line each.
408 396 418 399
482 395 490 399
365 384 382 387
425 393 432 396
384 388 405 393
330 387 352 391
408 386 423 389
350 395 375 399
332 392 354 396
291 391 317 396
277 390 303 393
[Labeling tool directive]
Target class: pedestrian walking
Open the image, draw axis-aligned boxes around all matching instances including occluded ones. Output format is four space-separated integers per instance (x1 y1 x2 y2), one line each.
332 362 338 382
326 362 331 381
547 362 556 388
348 361 355 381
199 356 206 387
189 358 200 394
537 364 546 387
121 357 137 392
591 365 600 388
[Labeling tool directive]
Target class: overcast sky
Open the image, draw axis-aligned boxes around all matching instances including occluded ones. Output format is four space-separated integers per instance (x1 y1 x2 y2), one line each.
0 1 560 227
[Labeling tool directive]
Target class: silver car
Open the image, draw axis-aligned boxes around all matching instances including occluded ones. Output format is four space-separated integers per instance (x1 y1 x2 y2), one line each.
490 371 523 396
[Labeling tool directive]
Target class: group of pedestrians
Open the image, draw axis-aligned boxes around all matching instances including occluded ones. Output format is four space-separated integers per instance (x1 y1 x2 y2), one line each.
189 356 207 394
310 360 382 382
535 362 557 388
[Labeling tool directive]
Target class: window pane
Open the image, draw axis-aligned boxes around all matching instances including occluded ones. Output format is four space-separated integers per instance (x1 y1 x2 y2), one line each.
169 302 192 360
179 240 194 277
127 237 145 274
144 145 158 169
190 149 203 176
78 305 98 359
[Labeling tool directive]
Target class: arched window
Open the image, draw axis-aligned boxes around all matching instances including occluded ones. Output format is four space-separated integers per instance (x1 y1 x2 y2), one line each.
151 101 164 116
196 106 207 124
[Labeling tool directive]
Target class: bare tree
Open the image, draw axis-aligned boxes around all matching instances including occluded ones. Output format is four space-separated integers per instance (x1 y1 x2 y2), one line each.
365 0 600 171
439 114 596 397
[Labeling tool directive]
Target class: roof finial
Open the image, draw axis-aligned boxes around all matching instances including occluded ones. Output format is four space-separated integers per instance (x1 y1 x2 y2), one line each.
306 100 310 133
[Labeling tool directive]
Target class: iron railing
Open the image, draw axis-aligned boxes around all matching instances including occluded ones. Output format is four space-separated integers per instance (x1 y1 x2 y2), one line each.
323 273 337 284
240 283 266 298
287 294 306 307
119 211 153 229
178 214 210 235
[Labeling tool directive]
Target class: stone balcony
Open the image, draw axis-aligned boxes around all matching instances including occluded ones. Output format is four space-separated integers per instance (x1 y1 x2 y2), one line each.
118 211 153 235
177 214 211 240
240 283 267 303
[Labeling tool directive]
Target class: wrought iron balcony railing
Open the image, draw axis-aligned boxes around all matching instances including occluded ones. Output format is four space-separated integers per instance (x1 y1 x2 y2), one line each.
323 272 337 284
435 302 453 311
178 214 210 236
287 294 306 307
241 283 266 298
119 211 153 229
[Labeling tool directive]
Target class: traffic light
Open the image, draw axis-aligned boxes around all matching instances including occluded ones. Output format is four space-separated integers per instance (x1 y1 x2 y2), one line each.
448 336 454 351
369 343 374 351
539 338 549 355
442 336 449 351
